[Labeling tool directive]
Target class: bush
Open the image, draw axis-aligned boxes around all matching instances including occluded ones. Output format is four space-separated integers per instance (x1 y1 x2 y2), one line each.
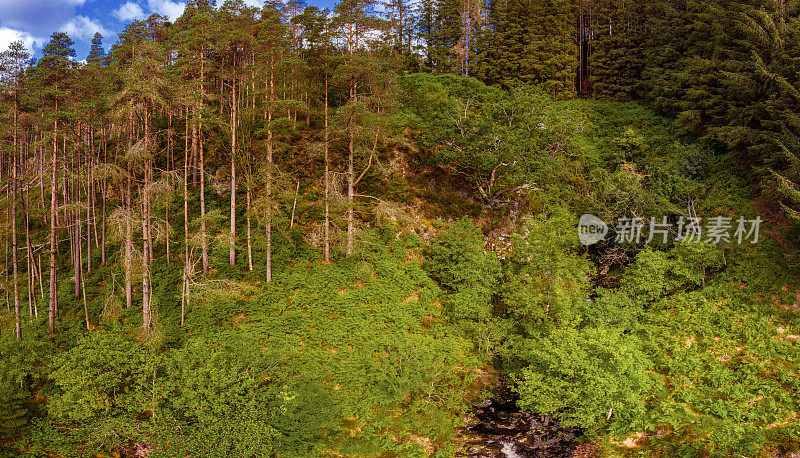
424 218 501 322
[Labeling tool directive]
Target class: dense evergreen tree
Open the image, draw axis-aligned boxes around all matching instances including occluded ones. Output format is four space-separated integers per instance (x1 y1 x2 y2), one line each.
86 32 107 65
37 32 76 332
588 0 648 99
473 0 576 96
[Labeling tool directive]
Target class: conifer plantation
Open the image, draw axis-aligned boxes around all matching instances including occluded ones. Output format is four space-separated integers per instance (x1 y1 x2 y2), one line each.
1 0 800 456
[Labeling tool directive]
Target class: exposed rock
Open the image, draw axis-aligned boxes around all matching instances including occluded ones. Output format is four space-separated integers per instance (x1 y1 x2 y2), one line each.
457 390 582 457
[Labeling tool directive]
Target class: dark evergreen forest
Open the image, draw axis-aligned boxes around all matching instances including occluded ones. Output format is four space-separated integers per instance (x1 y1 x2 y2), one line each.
1 0 800 455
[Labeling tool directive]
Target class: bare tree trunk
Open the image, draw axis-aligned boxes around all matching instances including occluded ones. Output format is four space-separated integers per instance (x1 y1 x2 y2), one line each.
49 117 59 332
61 138 68 255
125 121 133 310
4 176 7 313
23 196 37 319
346 28 356 257
11 87 21 334
290 181 299 228
190 118 199 187
39 142 45 209
81 274 89 330
74 184 82 299
200 123 208 275
12 119 20 339
142 109 152 331
142 190 151 331
324 70 330 263
197 56 208 274
230 57 237 267
200 55 209 275
182 107 190 326
86 129 92 273
246 178 253 272
166 112 173 265
38 254 44 303
306 90 311 126
265 61 274 282
91 127 100 251
101 126 107 265
347 79 356 257
77 192 89 331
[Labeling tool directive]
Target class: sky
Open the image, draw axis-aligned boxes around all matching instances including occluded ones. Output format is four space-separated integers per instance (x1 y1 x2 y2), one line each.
0 0 334 60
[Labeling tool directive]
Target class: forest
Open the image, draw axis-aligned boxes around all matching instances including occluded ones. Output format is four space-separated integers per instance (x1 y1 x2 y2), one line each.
1 0 800 456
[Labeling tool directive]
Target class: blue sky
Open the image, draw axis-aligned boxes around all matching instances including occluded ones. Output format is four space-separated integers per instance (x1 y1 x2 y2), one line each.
0 0 334 60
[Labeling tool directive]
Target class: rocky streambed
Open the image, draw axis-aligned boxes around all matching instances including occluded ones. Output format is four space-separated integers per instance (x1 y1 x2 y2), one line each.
457 392 582 457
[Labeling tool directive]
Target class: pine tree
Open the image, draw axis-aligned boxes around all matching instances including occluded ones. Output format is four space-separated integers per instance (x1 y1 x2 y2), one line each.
220 0 256 267
0 41 30 338
113 20 169 332
333 0 393 256
255 2 290 280
174 0 217 275
295 5 335 261
382 0 416 56
87 32 107 65
416 0 437 69
431 0 462 72
37 32 76 332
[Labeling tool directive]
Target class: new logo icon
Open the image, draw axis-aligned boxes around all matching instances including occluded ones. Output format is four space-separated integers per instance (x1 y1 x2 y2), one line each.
578 214 608 246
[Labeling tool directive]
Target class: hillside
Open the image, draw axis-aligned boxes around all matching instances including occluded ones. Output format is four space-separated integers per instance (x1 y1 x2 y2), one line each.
0 73 797 456
2 1 800 456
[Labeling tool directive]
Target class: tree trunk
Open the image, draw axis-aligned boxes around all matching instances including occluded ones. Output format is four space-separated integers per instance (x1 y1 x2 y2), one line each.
5 174 8 313
12 116 20 339
74 183 82 299
290 181 299 228
246 178 253 272
230 56 237 267
101 125 107 265
23 196 37 318
142 109 152 331
86 129 92 273
346 27 356 257
125 123 133 310
166 112 173 265
200 122 208 274
347 77 356 256
200 55 209 275
324 69 330 263
182 107 190 326
266 61 274 282
49 117 58 332
91 127 100 251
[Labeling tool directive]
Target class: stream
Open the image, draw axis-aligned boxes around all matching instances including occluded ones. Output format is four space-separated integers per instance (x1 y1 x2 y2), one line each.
457 390 582 457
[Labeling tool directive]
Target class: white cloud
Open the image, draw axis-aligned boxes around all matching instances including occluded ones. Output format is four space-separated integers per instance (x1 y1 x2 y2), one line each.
0 27 43 53
0 0 84 7
113 2 147 22
0 0 77 37
60 15 110 42
148 0 186 21
213 0 264 10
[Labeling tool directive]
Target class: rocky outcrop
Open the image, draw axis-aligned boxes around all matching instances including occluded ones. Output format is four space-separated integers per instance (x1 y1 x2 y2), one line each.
458 394 582 457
